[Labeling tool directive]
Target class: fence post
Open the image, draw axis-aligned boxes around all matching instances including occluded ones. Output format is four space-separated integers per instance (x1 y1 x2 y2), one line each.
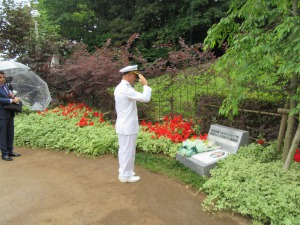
170 97 174 117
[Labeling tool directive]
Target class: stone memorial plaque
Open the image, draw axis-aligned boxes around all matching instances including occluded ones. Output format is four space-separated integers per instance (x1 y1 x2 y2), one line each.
206 124 249 154
176 124 249 176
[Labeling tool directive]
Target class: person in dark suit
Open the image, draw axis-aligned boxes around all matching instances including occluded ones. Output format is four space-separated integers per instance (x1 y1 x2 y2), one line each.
0 70 21 161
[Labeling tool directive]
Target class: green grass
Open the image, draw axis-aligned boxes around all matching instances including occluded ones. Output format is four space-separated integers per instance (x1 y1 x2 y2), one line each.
135 152 208 190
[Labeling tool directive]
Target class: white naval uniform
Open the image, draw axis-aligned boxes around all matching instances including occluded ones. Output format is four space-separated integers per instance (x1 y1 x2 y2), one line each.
114 79 152 178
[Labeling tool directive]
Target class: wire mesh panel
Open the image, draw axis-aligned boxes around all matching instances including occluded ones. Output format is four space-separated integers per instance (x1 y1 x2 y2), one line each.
137 69 286 140
144 68 218 121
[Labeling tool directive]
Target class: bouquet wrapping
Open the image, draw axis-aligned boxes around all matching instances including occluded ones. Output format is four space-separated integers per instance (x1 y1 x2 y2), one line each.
178 138 220 158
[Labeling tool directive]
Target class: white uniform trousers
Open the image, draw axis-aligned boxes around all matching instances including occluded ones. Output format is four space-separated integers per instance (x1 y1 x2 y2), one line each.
118 134 137 178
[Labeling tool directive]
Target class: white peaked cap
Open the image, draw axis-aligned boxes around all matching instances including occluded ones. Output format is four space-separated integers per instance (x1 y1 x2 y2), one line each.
119 65 138 73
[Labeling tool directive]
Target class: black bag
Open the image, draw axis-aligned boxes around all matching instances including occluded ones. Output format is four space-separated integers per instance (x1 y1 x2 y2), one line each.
3 101 23 113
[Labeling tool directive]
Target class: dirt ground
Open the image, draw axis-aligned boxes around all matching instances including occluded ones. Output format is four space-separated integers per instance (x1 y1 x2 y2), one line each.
0 148 252 225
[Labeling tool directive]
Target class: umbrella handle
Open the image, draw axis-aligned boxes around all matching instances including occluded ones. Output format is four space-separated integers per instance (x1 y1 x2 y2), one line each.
8 83 13 91
5 82 14 91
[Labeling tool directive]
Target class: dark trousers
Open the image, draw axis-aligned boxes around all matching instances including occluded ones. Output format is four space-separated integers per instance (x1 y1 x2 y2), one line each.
0 117 14 156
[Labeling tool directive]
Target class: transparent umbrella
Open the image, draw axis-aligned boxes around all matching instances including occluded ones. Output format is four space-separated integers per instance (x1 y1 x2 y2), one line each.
0 61 52 110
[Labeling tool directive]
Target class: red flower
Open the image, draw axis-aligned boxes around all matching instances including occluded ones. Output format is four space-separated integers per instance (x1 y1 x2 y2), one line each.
37 102 105 126
140 114 204 143
294 148 300 162
199 134 208 140
257 140 264 145
294 155 300 162
99 114 105 123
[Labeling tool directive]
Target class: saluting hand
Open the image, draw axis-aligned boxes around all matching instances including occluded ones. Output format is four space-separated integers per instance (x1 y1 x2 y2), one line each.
138 74 148 86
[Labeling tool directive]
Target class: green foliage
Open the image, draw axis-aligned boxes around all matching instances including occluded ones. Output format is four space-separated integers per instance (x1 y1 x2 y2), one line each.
204 0 300 116
37 0 229 51
137 131 181 157
137 45 172 62
0 1 32 59
202 143 300 225
237 142 281 163
37 0 96 43
14 113 118 156
132 0 229 46
86 33 112 51
0 0 63 72
14 111 179 157
107 18 135 46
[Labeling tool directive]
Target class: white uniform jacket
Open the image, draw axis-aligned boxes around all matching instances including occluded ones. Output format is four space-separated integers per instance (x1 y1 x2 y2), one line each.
114 80 152 135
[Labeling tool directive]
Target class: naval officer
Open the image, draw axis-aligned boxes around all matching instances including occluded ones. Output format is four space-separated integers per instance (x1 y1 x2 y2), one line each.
114 65 152 183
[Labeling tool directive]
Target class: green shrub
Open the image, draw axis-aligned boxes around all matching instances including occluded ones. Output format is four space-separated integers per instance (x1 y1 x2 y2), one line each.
202 143 300 225
137 131 181 157
14 113 180 157
14 113 118 156
237 142 281 163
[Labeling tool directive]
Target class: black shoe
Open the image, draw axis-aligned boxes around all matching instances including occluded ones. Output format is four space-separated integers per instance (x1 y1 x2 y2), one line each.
9 152 21 157
2 155 13 161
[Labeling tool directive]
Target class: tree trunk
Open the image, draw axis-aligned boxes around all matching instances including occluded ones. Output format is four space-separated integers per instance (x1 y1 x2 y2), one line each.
292 0 298 15
283 0 298 166
282 99 297 162
284 120 300 170
277 103 289 154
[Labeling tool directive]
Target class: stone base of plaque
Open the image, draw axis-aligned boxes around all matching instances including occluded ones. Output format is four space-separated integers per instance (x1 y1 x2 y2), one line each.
176 154 215 177
176 124 249 177
176 149 228 177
